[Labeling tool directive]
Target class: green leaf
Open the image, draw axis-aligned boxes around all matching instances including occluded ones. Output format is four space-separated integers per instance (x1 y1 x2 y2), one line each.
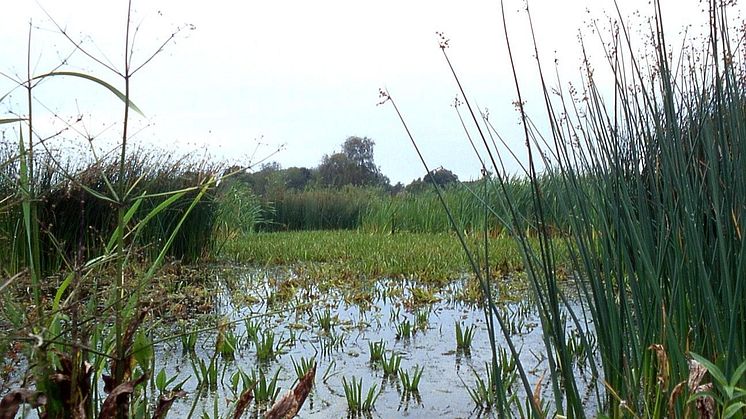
156 368 167 392
32 71 144 116
132 331 154 369
730 361 746 389
52 271 75 312
105 195 144 254
723 402 746 419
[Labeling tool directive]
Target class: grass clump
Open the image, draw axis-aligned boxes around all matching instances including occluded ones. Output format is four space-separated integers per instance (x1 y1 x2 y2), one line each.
398 365 424 394
455 322 476 352
368 339 386 363
254 330 277 362
380 352 402 378
342 376 379 414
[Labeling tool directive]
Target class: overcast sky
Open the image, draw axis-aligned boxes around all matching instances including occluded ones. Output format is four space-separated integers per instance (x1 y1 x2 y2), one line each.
1 1 739 184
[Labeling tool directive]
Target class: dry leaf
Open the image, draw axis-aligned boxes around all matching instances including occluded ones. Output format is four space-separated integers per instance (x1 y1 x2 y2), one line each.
264 364 316 419
151 389 186 419
0 389 47 419
97 374 147 419
232 383 255 419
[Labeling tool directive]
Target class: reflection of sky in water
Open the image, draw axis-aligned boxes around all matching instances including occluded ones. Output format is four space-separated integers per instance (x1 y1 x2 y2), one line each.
155 266 600 418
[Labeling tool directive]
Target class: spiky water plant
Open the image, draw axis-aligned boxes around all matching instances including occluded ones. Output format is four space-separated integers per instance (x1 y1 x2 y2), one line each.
368 339 386 363
180 326 198 354
291 356 317 383
398 365 424 394
251 368 281 406
415 309 430 330
254 330 277 362
316 308 334 334
395 319 413 340
380 351 402 378
342 376 379 414
455 322 476 352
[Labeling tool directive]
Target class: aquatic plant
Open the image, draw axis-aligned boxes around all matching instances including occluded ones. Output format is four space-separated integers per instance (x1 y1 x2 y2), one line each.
398 365 424 394
380 352 402 378
368 339 386 364
395 319 413 340
342 376 379 414
455 322 476 352
291 356 317 383
251 368 281 406
382 0 746 415
316 308 334 334
254 330 277 362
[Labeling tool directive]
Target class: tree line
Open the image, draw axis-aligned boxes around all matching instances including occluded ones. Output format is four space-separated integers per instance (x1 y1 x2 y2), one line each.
230 136 460 197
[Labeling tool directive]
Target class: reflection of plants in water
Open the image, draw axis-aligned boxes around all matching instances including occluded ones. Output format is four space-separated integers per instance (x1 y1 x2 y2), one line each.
342 376 379 414
319 330 347 357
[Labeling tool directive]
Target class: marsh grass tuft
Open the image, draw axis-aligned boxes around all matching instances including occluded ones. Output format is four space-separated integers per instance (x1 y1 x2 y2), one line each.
455 322 476 353
398 365 424 394
368 339 386 364
342 376 379 414
380 352 402 378
395 319 413 340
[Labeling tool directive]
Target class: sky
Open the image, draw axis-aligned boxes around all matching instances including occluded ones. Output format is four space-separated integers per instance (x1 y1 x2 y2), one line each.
0 0 740 184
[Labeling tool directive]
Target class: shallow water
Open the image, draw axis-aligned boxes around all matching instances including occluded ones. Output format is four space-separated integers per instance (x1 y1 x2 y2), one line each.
154 266 599 418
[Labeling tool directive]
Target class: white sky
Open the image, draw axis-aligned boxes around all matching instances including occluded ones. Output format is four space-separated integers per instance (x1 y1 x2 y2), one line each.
0 1 740 184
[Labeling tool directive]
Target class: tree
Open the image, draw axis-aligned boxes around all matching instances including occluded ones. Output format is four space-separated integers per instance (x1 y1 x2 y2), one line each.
423 167 459 187
405 167 459 193
284 167 313 190
317 136 387 187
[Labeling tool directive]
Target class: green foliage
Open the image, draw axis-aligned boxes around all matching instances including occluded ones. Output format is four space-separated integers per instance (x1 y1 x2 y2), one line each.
318 136 388 188
342 376 379 414
368 339 386 363
455 322 476 352
213 179 267 252
380 351 402 377
398 365 424 393
251 368 281 405
268 186 379 231
381 0 746 416
223 230 550 284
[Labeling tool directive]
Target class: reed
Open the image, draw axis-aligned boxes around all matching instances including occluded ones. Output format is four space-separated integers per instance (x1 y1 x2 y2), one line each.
384 0 746 416
0 4 221 417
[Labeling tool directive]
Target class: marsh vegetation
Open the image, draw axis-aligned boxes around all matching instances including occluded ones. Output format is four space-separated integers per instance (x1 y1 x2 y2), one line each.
2 0 745 418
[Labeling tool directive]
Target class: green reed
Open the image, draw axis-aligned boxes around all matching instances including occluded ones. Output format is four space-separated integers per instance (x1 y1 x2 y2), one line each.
384 0 746 416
